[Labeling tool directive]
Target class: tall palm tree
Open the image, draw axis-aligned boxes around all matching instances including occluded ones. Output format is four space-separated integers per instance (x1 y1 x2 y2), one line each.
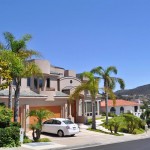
91 66 125 124
0 32 41 122
70 72 99 129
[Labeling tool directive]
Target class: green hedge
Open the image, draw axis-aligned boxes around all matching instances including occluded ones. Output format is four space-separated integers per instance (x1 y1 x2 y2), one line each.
0 127 20 147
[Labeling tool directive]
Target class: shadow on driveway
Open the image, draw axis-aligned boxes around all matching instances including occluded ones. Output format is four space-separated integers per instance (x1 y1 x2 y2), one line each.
41 132 77 138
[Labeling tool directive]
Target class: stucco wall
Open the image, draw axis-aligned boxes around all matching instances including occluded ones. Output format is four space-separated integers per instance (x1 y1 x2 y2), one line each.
59 77 81 91
32 59 50 74
102 105 139 115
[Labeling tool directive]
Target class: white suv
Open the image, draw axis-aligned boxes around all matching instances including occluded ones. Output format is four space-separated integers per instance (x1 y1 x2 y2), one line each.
42 118 80 137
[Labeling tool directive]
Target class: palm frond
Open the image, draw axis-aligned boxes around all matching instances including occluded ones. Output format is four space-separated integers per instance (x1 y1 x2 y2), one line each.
3 32 15 49
22 34 32 42
90 66 104 76
106 66 117 75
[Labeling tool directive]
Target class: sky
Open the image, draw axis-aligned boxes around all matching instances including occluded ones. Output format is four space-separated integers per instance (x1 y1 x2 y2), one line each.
0 0 150 90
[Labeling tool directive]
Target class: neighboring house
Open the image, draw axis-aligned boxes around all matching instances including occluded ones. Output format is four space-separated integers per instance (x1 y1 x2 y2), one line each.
0 59 101 130
100 99 142 117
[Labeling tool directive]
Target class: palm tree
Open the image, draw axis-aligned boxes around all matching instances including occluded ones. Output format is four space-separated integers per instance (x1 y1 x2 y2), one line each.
70 72 99 129
0 32 41 121
91 66 125 124
29 109 54 141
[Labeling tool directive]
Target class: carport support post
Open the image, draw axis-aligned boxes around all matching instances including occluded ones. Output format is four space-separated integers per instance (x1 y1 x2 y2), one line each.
24 105 30 133
68 102 72 119
82 99 85 116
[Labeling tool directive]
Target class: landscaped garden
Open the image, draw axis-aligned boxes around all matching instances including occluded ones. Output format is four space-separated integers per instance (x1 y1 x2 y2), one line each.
87 113 146 136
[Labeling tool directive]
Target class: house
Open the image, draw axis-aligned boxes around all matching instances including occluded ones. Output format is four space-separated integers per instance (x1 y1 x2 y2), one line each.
0 59 101 130
100 99 142 117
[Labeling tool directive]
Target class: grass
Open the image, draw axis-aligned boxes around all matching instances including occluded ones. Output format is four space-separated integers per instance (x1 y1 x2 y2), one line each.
87 116 106 125
87 128 124 136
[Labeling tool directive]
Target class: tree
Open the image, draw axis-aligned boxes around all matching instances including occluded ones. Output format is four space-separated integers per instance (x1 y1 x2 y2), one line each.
0 50 24 109
70 72 99 129
91 66 125 124
0 59 12 90
0 32 41 122
28 109 54 141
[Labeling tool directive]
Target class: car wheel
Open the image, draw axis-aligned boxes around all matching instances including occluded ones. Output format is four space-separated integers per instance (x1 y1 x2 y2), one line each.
57 130 64 137
71 134 75 137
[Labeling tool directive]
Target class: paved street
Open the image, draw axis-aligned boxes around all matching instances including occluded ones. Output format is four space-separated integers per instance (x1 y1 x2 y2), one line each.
65 138 150 150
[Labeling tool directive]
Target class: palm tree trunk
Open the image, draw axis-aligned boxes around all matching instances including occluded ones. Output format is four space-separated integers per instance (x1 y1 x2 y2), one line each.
14 79 21 122
105 92 108 124
91 99 96 129
8 81 13 109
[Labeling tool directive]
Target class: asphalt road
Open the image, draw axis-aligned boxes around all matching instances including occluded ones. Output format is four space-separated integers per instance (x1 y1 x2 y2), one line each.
65 138 150 150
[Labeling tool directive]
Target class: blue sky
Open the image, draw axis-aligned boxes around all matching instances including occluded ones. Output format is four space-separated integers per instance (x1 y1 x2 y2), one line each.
0 0 150 90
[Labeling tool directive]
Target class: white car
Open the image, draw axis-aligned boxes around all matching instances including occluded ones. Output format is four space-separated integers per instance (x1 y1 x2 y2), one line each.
42 118 80 137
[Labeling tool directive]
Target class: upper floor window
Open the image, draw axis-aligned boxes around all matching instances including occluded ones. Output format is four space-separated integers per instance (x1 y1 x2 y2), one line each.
27 78 30 86
47 78 50 88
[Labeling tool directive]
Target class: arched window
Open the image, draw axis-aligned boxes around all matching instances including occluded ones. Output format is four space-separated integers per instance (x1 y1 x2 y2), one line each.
110 107 116 114
120 107 124 114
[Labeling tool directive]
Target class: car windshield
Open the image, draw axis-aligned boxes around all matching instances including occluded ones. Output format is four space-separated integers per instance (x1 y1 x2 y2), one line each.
63 120 74 124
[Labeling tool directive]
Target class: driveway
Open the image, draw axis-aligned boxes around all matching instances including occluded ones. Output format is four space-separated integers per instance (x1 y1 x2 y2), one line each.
27 128 150 149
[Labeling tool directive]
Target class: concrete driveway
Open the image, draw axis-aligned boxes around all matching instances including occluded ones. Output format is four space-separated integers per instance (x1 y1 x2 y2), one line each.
27 128 150 149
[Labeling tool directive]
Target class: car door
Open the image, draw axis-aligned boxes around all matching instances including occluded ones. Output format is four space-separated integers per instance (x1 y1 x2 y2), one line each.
42 119 54 134
51 119 62 134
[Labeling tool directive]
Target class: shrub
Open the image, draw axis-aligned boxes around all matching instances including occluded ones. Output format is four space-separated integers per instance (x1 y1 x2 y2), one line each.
36 138 51 142
101 112 106 116
10 122 21 128
146 118 150 127
107 116 125 133
0 127 20 147
0 106 13 128
123 114 141 134
23 135 32 143
108 112 117 117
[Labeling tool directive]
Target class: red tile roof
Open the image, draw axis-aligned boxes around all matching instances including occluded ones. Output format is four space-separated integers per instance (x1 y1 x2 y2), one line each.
101 99 139 107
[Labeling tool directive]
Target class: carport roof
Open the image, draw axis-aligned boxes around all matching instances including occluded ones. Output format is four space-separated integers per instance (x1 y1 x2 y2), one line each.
54 91 69 97
0 89 47 97
62 86 76 90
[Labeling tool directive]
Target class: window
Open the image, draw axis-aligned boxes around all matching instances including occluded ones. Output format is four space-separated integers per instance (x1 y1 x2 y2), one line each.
63 120 74 124
43 119 53 124
70 80 73 84
39 78 43 88
110 107 116 114
87 102 92 112
120 107 124 113
47 78 50 88
34 78 37 89
52 120 61 125
27 78 30 86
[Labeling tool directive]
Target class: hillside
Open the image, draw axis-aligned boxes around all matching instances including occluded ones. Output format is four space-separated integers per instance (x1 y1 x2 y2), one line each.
115 84 150 97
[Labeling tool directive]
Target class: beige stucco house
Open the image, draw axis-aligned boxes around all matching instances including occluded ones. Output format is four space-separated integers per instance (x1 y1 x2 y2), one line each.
0 59 101 130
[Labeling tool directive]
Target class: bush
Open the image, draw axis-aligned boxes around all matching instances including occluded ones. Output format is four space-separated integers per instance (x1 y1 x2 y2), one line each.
0 106 13 128
10 122 21 128
23 138 32 143
108 112 117 117
101 112 106 116
35 138 51 142
122 114 141 133
0 127 20 147
146 118 150 127
107 116 125 133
